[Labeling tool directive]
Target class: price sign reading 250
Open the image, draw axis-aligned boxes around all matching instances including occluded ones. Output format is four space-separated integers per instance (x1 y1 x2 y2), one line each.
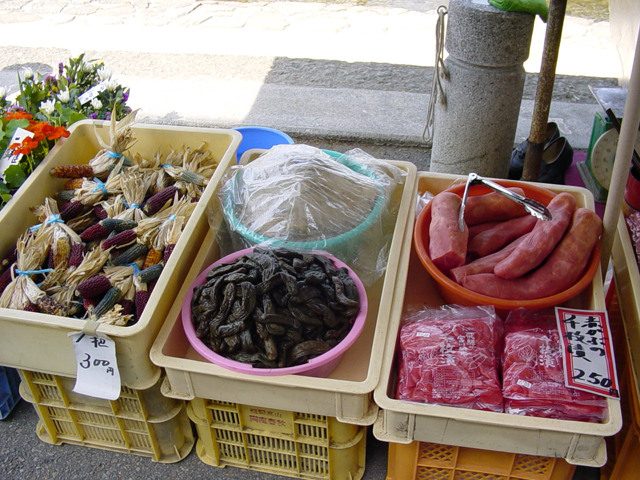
555 307 619 399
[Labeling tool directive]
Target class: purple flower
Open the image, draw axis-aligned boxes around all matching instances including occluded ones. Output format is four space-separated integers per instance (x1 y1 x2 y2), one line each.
89 113 97 119
122 92 129 102
105 112 111 120
44 75 58 87
58 62 64 76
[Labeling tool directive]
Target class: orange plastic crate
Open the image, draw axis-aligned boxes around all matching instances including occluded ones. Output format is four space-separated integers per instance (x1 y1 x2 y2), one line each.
386 441 576 480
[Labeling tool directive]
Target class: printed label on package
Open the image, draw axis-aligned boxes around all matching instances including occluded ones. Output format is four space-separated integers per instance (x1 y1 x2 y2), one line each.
69 332 121 400
555 307 619 399
0 128 34 182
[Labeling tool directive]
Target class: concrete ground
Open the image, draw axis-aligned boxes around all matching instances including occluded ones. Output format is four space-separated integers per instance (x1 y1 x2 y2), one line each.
0 0 622 479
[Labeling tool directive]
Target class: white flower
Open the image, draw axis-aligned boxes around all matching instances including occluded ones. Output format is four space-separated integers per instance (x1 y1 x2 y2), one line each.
0 87 6 99
40 99 56 116
105 79 119 92
80 61 92 73
91 98 103 110
97 67 112 82
57 88 70 103
22 67 34 80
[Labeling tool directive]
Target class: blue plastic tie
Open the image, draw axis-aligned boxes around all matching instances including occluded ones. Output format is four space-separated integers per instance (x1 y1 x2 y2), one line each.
160 164 171 168
92 178 108 196
29 214 64 232
107 151 122 159
15 268 53 276
127 263 141 275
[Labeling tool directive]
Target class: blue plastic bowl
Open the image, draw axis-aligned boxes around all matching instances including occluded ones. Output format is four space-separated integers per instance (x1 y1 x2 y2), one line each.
232 126 294 161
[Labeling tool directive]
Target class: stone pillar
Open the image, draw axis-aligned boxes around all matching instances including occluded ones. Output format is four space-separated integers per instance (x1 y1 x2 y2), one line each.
429 0 535 178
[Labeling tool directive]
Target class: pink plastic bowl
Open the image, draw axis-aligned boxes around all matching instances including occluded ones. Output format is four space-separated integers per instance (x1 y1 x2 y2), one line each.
182 247 368 377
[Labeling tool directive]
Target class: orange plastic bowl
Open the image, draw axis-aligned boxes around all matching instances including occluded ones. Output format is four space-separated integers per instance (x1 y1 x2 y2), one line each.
414 180 601 313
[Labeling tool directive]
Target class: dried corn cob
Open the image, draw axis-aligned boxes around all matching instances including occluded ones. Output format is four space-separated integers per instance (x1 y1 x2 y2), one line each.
35 294 66 316
52 236 71 269
178 169 207 186
2 245 17 270
0 266 15 296
100 218 138 232
68 243 85 268
77 275 111 299
137 263 163 284
134 289 150 320
119 298 134 317
83 297 99 311
143 185 178 216
23 303 39 312
92 286 122 318
101 229 137 250
163 244 175 263
80 222 110 242
142 248 163 269
50 164 94 179
64 178 85 190
111 242 149 266
93 204 108 220
59 201 84 222
58 189 76 202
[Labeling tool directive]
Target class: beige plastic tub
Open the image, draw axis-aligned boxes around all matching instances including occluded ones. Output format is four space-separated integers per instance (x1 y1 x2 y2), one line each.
372 172 622 468
612 213 640 410
0 120 241 389
149 159 418 425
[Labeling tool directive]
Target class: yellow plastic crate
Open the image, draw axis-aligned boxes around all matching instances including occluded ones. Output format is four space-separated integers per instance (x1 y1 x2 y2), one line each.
386 441 576 480
188 398 366 479
19 370 194 463
0 120 241 389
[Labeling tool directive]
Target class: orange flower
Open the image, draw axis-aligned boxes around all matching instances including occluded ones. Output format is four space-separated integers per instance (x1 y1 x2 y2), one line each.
10 137 40 156
4 111 32 121
48 126 70 141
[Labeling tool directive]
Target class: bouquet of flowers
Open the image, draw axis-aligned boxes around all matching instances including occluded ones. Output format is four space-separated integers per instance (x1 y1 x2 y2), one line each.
0 54 132 211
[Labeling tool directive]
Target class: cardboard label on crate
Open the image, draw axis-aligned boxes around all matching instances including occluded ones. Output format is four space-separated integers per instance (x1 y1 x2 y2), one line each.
240 405 294 435
0 128 34 182
69 332 121 400
555 307 620 399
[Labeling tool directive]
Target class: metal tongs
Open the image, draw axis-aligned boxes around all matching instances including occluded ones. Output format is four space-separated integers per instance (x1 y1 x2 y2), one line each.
458 173 553 232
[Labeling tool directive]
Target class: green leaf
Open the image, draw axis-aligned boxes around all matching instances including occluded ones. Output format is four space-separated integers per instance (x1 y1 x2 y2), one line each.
4 164 27 189
0 182 9 195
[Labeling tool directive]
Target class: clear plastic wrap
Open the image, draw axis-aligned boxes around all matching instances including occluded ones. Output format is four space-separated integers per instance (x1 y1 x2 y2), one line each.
395 305 504 412
209 145 407 286
502 308 608 422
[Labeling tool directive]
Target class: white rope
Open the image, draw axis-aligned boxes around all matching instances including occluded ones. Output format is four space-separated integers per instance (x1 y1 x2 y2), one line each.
422 5 449 146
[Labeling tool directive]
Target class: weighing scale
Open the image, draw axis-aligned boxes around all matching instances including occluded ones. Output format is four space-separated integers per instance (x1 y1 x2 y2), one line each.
577 87 638 204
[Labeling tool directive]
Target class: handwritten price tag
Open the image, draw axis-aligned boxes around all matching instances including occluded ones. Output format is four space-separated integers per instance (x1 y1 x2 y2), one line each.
0 128 34 181
78 82 107 105
69 332 121 400
555 307 619 399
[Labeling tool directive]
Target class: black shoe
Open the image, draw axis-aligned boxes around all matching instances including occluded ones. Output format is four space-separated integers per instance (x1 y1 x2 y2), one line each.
508 122 560 180
538 136 574 184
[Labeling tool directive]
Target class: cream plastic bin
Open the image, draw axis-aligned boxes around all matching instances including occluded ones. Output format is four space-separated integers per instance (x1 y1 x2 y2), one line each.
0 120 241 389
372 172 622 468
149 159 418 426
612 213 640 411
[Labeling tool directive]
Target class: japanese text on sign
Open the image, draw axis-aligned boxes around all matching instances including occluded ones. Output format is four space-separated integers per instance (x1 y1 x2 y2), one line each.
69 332 121 400
555 307 619 399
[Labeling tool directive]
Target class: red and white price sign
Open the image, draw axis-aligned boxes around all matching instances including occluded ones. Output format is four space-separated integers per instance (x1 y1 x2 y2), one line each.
555 307 619 399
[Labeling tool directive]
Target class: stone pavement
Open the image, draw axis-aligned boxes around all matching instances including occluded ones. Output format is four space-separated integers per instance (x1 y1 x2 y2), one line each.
0 0 621 151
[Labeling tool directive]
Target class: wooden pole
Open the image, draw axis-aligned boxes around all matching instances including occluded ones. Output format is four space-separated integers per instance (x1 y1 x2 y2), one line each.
521 0 567 182
601 26 640 279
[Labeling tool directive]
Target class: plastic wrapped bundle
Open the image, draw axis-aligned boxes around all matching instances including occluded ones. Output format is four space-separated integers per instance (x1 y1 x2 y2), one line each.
502 309 608 422
214 145 406 285
395 305 504 412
